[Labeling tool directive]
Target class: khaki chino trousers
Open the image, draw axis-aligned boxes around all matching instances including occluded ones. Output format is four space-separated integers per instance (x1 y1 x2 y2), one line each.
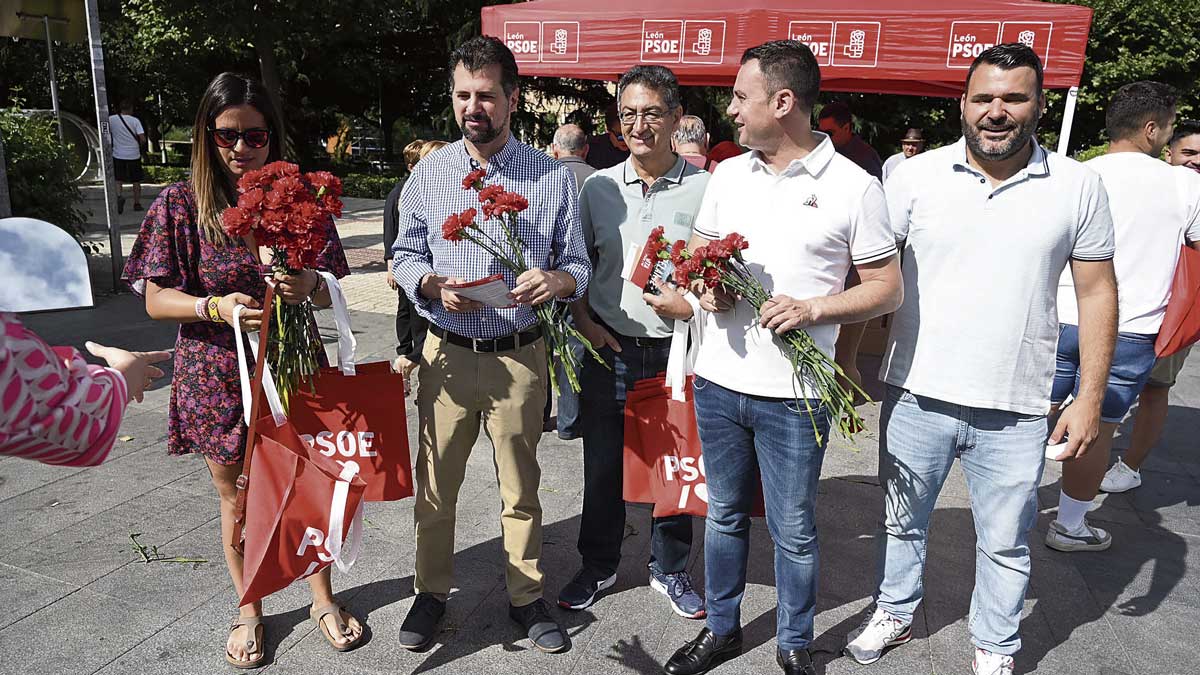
413 331 549 606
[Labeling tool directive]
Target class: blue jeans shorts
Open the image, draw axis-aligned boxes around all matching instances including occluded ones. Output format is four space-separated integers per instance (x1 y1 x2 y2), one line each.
1051 323 1157 423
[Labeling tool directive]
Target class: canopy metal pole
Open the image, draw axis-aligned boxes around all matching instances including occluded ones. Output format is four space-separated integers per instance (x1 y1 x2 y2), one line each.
84 0 123 292
1056 86 1079 156
42 15 63 141
0 129 11 219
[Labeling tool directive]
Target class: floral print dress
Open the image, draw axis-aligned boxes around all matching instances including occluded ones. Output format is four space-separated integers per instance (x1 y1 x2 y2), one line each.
123 182 349 465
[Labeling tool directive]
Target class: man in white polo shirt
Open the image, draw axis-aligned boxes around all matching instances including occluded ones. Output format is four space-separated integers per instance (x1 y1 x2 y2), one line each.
845 45 1117 675
1048 82 1200 551
663 40 901 675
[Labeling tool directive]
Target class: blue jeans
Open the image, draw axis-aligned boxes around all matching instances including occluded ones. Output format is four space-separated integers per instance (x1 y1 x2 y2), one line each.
693 375 829 650
876 385 1047 655
555 327 584 438
1051 323 1157 423
577 336 692 576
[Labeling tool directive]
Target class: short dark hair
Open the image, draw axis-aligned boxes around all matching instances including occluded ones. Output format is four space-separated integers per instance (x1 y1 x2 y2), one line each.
604 101 620 127
617 65 682 111
1172 119 1200 146
448 36 519 96
966 43 1044 93
817 101 852 125
740 40 821 111
1105 81 1178 141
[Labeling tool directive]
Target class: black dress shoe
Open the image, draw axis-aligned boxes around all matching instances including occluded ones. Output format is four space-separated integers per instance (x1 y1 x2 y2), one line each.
777 647 817 674
663 626 743 675
398 593 445 651
509 598 568 653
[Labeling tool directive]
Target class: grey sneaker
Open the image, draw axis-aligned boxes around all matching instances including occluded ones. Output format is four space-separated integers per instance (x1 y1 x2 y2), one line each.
649 561 706 619
1045 519 1112 552
844 606 911 665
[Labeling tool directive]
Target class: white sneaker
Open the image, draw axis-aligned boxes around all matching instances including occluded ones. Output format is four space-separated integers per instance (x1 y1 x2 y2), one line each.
1045 519 1112 552
1100 458 1142 493
844 606 912 665
973 648 1014 675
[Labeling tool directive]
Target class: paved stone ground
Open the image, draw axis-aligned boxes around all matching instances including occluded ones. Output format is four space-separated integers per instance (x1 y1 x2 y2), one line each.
3 186 1198 675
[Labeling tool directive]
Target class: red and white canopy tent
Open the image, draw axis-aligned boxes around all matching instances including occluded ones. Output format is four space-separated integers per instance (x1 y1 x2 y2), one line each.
481 0 1094 153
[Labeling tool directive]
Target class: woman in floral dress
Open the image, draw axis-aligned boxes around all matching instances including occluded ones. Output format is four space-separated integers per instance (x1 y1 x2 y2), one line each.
123 72 363 669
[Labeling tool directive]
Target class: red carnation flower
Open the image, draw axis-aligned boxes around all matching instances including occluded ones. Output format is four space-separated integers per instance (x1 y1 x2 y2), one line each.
222 206 254 238
306 171 343 198
442 208 477 242
489 192 529 218
478 184 505 204
703 266 721 288
463 169 487 190
724 232 748 251
670 240 687 262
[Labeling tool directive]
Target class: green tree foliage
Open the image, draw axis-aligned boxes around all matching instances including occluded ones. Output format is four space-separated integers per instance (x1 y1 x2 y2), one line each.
0 109 89 247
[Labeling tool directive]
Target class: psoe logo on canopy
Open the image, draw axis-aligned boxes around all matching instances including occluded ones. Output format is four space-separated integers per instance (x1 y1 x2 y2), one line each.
946 21 1001 68
504 21 542 62
641 19 684 63
787 21 834 66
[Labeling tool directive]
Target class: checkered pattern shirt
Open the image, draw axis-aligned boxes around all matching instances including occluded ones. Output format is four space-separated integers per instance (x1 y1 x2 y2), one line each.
391 134 590 339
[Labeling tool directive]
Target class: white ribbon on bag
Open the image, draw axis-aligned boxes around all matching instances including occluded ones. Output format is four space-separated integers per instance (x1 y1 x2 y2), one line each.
325 460 364 573
234 304 287 427
664 293 704 402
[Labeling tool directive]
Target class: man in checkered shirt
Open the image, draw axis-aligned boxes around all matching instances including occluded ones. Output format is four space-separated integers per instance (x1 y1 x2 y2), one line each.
391 35 590 654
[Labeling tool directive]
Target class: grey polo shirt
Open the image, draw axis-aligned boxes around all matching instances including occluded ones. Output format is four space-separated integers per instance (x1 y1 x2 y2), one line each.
579 155 710 338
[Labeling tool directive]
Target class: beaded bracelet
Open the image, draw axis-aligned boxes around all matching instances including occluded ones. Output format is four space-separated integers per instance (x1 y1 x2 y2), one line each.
207 295 224 323
194 296 208 321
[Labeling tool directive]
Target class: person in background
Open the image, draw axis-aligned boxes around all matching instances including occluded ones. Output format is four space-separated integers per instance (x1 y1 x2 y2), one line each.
108 100 147 214
385 139 431 380
552 123 596 188
391 36 590 655
674 115 717 171
587 102 631 169
1 314 168 466
846 44 1116 675
1102 118 1200 493
1048 88 1200 535
559 64 709 621
882 128 926 182
122 72 362 669
549 122 595 439
817 101 883 181
419 139 448 159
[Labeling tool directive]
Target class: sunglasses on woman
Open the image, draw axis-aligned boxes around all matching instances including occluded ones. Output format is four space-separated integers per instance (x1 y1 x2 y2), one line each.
208 127 271 149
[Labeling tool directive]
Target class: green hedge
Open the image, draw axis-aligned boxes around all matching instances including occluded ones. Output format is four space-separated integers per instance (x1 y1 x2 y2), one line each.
341 173 402 200
0 109 89 248
142 164 190 184
1072 144 1108 163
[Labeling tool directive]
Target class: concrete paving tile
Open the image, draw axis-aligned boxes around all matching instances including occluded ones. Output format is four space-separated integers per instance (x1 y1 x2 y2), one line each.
0 456 85 503
2 487 217 587
0 563 80 632
0 587 176 675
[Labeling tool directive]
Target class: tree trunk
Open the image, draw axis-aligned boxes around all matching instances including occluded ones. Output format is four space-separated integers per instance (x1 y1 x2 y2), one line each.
255 39 294 160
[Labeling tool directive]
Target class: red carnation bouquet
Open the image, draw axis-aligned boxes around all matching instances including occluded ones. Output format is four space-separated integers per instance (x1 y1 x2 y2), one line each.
669 232 867 442
442 169 604 394
221 160 343 411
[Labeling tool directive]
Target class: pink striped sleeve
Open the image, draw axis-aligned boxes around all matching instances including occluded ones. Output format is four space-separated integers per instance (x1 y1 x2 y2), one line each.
0 313 130 467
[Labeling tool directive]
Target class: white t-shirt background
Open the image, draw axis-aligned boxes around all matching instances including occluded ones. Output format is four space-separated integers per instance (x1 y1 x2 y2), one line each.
1058 153 1200 334
692 134 896 399
108 114 144 160
881 139 1115 415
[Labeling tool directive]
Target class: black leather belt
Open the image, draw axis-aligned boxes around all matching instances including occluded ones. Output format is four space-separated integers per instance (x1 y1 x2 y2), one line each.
619 333 671 349
429 324 542 353
595 317 671 349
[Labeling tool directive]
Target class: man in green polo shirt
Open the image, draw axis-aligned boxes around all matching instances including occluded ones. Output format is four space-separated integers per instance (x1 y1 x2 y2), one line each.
557 65 711 619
